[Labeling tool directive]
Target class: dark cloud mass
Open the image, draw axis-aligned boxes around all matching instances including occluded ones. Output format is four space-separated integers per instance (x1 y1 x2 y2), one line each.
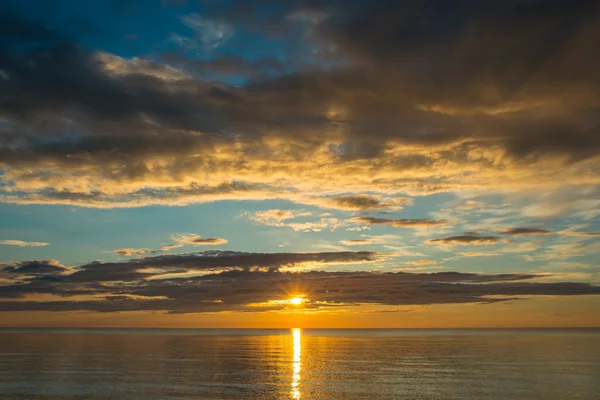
0 254 598 313
64 250 379 282
2 260 70 275
0 1 599 207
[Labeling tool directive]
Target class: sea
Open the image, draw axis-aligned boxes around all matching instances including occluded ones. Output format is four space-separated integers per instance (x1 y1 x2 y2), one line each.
0 328 598 400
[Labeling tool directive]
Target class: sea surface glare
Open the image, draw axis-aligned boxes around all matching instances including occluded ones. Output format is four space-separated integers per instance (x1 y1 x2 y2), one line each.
0 328 599 400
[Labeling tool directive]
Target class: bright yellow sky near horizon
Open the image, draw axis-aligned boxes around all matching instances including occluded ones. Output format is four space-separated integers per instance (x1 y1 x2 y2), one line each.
3 296 599 329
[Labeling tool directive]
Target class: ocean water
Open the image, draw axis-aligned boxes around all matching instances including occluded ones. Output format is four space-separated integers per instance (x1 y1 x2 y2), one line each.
0 328 599 400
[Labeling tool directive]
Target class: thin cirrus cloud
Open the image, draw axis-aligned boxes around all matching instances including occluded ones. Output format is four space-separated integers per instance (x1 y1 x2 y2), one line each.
559 230 600 237
303 195 413 211
340 239 380 246
351 217 447 228
181 14 234 48
427 235 499 246
0 240 50 247
114 248 156 257
401 260 438 266
114 235 228 256
251 209 312 224
499 228 600 237
249 210 342 232
500 228 553 235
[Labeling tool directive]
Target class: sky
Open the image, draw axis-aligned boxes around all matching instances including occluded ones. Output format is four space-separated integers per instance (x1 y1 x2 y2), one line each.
1 0 600 328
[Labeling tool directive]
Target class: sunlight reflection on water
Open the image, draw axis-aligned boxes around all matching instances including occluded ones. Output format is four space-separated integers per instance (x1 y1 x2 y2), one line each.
291 328 301 399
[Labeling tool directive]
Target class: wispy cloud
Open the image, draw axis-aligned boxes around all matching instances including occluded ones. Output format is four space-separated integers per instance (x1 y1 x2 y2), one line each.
304 195 412 211
457 252 501 257
500 228 552 235
559 230 600 237
402 259 438 266
171 234 228 246
0 240 49 247
174 14 233 50
427 235 499 246
249 209 342 232
340 238 380 246
351 218 447 228
114 248 155 257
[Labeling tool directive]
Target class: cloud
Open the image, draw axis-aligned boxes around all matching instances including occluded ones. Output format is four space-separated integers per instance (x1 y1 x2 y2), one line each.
339 234 402 246
2 260 70 275
249 210 341 232
457 252 501 257
251 209 311 224
305 195 412 211
427 235 499 245
0 240 49 247
175 14 234 50
0 2 599 211
500 228 553 235
340 239 379 246
171 234 228 246
0 262 598 313
351 217 447 228
159 243 184 252
63 250 380 283
559 230 600 237
114 234 227 256
95 52 191 81
402 260 438 266
114 248 155 257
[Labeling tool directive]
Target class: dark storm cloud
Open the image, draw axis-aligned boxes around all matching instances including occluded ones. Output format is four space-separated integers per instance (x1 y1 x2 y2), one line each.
351 217 447 228
0 266 598 313
501 228 553 235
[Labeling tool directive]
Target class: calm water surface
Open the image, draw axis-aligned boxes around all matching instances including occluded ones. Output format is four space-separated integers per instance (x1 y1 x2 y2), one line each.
0 328 599 399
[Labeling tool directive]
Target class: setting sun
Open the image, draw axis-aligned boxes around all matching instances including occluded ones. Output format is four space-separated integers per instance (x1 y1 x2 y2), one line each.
288 297 307 306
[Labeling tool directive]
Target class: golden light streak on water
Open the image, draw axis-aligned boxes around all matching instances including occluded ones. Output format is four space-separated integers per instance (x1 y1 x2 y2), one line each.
291 328 302 399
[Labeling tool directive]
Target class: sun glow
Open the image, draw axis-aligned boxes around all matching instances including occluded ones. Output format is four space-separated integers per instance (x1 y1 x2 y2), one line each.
289 296 306 305
246 294 309 309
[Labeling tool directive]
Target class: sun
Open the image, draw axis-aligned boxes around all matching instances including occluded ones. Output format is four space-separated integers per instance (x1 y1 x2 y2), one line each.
286 295 307 306
289 297 305 305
